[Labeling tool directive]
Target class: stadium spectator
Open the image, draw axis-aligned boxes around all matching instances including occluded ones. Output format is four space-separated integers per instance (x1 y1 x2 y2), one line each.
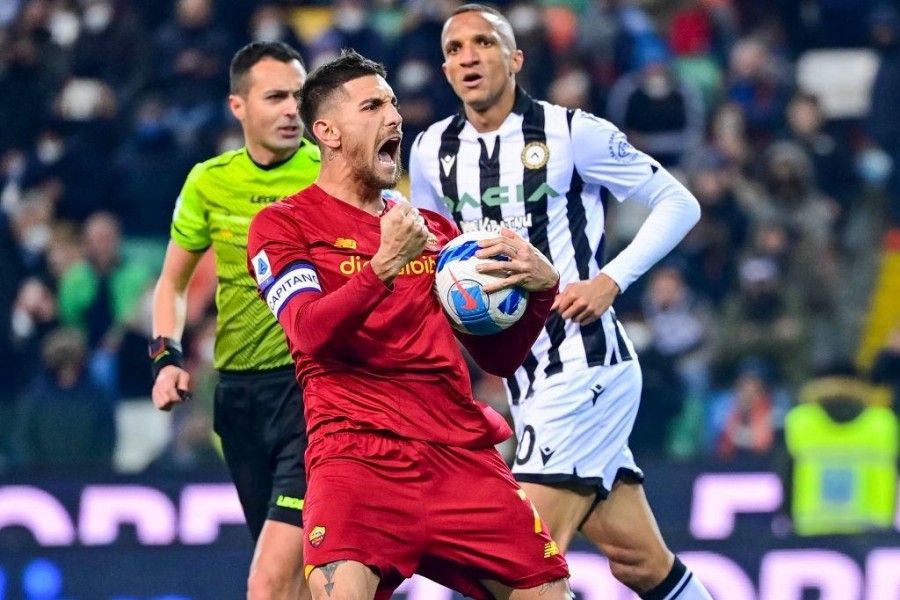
868 2 900 225
642 265 716 404
716 250 806 388
606 41 705 166
113 96 198 240
10 327 115 472
624 316 686 459
726 37 792 147
676 149 750 305
57 212 153 351
782 365 898 536
711 361 782 460
783 91 855 218
153 0 232 153
70 0 151 113
872 326 900 411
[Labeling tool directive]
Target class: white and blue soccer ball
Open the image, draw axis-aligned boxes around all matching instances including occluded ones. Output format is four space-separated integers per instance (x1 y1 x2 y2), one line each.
434 230 529 335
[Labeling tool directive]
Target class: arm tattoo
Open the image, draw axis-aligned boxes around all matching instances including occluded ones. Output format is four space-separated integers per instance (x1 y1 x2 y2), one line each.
320 560 348 597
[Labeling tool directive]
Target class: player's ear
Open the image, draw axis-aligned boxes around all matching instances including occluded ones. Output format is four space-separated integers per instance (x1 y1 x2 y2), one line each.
312 118 339 151
509 49 524 76
228 94 245 122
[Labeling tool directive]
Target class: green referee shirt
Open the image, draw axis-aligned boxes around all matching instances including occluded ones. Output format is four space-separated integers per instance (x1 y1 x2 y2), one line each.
171 141 320 371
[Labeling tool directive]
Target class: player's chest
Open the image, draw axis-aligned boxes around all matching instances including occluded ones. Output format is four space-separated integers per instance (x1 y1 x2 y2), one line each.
303 223 442 295
444 134 573 214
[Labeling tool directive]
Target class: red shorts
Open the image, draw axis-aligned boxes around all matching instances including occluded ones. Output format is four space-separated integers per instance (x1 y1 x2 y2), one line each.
303 431 569 599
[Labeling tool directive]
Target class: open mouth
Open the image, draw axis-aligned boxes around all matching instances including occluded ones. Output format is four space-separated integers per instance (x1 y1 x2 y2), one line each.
462 73 483 87
377 135 402 166
278 125 299 137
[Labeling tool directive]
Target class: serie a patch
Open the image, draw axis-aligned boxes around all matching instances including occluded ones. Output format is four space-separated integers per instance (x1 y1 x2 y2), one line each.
265 263 321 317
252 249 275 290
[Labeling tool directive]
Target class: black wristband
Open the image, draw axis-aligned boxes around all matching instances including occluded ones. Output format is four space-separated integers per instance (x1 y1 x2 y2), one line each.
149 336 185 380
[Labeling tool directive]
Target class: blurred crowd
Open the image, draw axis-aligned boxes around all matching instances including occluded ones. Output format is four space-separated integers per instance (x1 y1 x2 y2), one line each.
2 0 900 476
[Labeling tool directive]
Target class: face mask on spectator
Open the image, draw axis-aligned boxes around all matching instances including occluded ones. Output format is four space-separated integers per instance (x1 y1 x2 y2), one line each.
336 7 365 33
37 137 65 165
83 1 113 34
507 4 541 36
856 147 893 187
397 60 431 94
253 18 282 42
642 73 672 99
21 224 51 254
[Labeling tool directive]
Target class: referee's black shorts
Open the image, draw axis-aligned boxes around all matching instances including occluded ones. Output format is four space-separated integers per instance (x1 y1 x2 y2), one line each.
213 366 307 541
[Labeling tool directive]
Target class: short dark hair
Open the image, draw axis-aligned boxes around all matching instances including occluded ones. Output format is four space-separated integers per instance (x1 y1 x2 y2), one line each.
230 41 304 95
299 49 387 142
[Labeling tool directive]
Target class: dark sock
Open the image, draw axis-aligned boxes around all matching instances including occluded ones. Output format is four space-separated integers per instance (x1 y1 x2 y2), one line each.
640 556 691 600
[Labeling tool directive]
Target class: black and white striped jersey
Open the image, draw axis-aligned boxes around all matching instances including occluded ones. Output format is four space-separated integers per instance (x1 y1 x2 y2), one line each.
410 88 662 403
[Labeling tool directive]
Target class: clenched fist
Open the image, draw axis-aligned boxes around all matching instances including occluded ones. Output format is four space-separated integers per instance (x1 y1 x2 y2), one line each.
371 201 430 286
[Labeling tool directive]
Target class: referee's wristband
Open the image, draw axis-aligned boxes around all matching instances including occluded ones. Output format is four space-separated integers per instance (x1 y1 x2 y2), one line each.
149 336 185 380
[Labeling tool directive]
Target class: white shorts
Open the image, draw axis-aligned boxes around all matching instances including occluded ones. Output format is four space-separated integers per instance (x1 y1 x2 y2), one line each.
509 359 644 497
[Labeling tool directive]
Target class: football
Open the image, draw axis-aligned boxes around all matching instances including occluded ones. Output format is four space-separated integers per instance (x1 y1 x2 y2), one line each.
434 230 529 335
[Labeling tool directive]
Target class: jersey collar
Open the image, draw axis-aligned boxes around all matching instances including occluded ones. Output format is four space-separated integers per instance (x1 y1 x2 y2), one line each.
454 85 534 120
456 86 535 139
245 146 301 171
511 85 535 115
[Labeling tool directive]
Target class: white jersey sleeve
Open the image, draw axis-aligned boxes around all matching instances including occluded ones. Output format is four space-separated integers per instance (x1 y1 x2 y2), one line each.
570 110 700 293
409 131 452 218
570 110 659 201
599 169 701 292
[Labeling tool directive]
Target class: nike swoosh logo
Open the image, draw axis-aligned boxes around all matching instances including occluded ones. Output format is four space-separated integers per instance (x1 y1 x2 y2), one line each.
448 268 478 310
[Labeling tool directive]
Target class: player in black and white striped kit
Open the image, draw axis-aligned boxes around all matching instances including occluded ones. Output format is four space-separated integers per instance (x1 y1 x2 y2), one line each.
410 5 714 600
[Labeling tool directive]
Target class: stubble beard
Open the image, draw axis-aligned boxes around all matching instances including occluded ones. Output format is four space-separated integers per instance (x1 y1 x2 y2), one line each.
356 152 403 190
463 84 503 114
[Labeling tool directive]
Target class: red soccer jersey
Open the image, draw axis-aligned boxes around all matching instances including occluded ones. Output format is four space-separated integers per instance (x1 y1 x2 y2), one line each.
247 184 556 448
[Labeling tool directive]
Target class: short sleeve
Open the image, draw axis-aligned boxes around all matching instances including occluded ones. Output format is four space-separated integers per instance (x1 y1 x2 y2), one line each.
409 131 453 219
570 111 660 202
170 164 211 251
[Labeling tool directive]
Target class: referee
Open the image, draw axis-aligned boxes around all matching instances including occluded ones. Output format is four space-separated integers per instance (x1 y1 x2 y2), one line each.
150 41 318 600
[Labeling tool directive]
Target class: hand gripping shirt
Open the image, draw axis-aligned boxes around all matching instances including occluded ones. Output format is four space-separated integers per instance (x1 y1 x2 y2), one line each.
246 184 558 447
171 143 320 371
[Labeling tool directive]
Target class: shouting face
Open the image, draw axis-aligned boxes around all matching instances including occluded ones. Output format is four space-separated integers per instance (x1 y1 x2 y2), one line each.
331 74 403 189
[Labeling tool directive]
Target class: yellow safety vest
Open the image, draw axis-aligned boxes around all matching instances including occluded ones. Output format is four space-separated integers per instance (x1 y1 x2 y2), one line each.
785 402 898 536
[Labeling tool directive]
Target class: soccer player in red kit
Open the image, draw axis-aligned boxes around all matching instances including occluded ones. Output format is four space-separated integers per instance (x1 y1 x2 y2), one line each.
247 50 571 600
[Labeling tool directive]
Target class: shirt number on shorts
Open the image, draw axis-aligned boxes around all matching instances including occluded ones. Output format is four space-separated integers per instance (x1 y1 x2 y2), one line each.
515 425 536 466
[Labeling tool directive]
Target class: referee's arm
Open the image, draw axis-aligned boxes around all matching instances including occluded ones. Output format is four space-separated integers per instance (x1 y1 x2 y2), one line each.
150 241 205 411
